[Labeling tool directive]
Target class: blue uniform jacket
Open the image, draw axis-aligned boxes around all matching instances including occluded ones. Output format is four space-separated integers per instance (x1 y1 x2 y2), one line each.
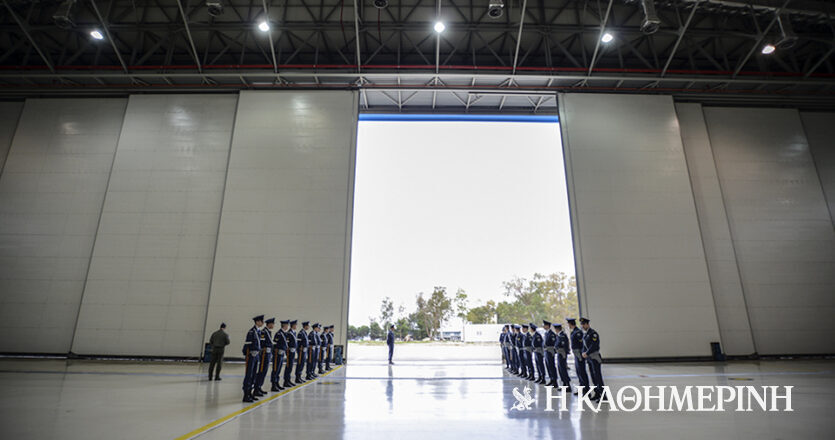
274 329 288 352
243 326 261 356
544 329 557 348
523 332 533 348
583 328 600 355
261 328 274 350
326 332 333 346
386 330 395 346
557 331 569 351
570 327 584 351
533 331 544 349
286 330 297 352
297 329 308 349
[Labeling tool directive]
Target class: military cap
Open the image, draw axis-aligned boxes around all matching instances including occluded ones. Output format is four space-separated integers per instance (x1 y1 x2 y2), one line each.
312 322 320 328
530 323 538 330
513 324 521 329
329 325 334 329
542 320 551 326
579 317 590 324
301 321 310 326
553 323 563 328
565 317 576 324
280 319 290 325
220 322 226 328
521 323 529 328
265 317 275 324
290 319 298 325
253 314 265 322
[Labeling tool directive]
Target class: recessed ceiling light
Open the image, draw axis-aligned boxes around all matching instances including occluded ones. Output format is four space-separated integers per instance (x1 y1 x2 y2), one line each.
601 32 614 43
90 30 104 40
258 21 270 32
761 44 776 55
434 21 446 33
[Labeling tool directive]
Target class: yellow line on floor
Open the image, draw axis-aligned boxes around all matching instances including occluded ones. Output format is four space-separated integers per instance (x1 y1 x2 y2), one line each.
174 365 344 440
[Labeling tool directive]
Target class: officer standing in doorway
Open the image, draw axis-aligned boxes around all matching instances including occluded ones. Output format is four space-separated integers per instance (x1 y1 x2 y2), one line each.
242 315 263 402
567 317 589 394
554 322 572 391
543 320 558 387
581 317 604 401
254 318 274 396
532 323 545 384
271 319 289 392
208 323 229 381
283 320 298 388
386 324 395 365
296 322 309 384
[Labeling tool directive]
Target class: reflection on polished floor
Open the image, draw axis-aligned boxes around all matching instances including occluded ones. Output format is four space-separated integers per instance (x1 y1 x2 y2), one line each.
0 358 833 439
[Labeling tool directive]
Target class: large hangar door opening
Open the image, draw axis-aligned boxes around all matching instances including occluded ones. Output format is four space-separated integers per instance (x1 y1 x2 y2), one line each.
348 114 578 362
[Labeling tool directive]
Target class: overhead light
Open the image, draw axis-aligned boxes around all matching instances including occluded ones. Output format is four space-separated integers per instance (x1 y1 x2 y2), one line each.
434 21 446 33
488 0 505 19
90 30 104 40
639 0 661 35
601 32 614 43
206 0 224 17
258 21 270 32
761 44 776 55
373 0 389 8
53 0 77 30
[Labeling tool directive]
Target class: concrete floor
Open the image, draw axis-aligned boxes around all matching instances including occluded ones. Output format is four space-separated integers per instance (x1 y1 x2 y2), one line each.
0 356 832 440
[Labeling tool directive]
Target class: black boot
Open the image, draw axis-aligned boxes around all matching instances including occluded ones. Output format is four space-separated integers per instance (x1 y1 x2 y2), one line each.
284 380 294 388
318 369 324 374
243 393 254 403
271 384 280 392
214 377 222 381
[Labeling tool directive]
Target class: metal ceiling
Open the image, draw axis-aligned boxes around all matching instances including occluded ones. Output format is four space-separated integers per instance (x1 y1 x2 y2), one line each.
1 0 834 111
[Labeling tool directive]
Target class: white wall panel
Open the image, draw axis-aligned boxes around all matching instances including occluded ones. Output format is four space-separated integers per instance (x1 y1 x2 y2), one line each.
704 107 835 355
676 103 755 356
800 112 835 223
206 91 357 350
0 98 126 353
71 95 238 357
559 93 720 358
0 102 23 175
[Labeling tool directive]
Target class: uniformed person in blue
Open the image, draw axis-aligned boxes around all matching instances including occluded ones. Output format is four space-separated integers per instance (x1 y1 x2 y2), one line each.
554 322 572 391
296 321 309 383
271 319 289 392
242 315 264 403
531 323 546 384
318 325 328 374
500 325 510 370
306 323 320 380
567 317 589 394
324 325 334 370
515 324 527 377
521 324 534 380
386 324 395 364
511 324 521 375
254 318 275 396
581 317 604 400
542 320 558 387
283 320 298 388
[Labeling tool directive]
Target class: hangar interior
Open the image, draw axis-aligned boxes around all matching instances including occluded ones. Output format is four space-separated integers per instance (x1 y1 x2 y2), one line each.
0 1 833 439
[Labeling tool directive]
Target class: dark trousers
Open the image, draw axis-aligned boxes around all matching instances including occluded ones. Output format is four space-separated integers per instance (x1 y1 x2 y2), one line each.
518 349 526 376
556 353 571 387
526 351 534 376
325 346 332 369
512 349 519 373
317 346 324 371
387 343 394 362
534 351 545 380
296 348 306 380
306 348 317 377
255 351 271 390
284 351 295 383
208 348 224 379
544 351 557 383
271 352 284 385
573 351 590 389
588 356 604 397
242 350 259 394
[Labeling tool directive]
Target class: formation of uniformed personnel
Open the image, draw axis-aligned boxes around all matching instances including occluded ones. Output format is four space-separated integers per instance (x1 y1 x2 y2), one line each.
502 316 604 400
242 315 264 402
208 323 230 381
240 317 339 402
